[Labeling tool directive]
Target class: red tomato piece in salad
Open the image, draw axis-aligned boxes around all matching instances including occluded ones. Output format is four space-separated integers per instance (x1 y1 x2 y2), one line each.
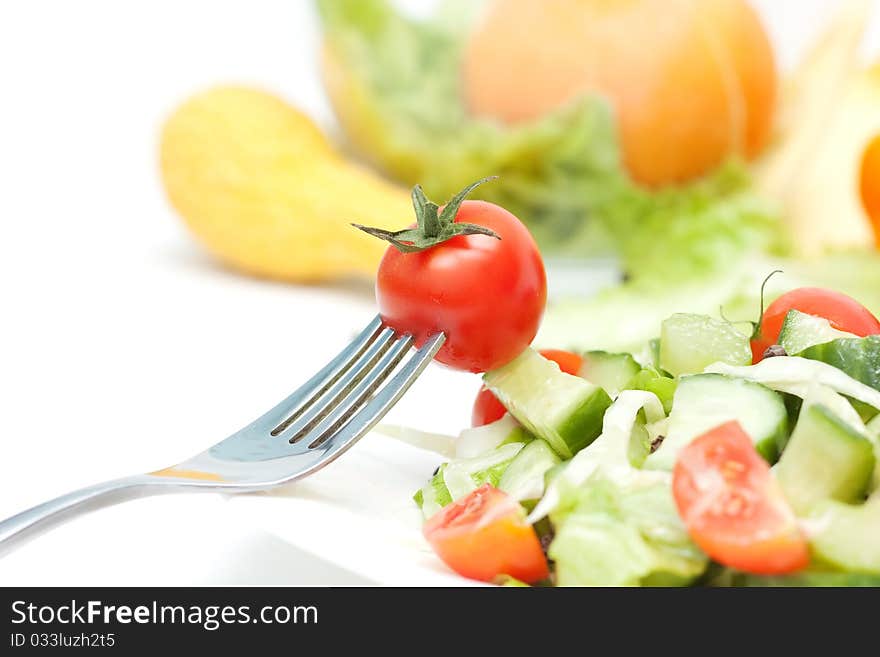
423 484 549 583
672 421 809 575
751 287 880 362
471 349 583 426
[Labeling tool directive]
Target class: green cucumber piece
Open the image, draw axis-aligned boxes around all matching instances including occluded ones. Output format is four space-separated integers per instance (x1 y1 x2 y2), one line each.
775 403 875 514
625 369 677 414
659 313 751 377
799 335 880 392
579 351 641 397
484 348 612 459
849 398 879 424
777 309 856 356
498 439 561 502
645 373 788 469
728 570 880 587
807 497 880 573
455 414 533 458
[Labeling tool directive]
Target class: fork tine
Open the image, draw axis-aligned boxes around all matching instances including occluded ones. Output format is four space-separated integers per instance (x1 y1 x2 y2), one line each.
272 326 397 439
248 316 382 433
308 332 446 456
298 333 415 446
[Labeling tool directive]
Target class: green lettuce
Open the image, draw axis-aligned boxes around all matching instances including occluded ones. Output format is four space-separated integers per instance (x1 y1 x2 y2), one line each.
549 477 707 586
539 252 880 354
319 0 880 349
315 0 779 267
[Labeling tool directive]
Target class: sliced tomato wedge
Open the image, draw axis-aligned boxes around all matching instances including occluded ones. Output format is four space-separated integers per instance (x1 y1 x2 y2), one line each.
471 349 583 426
423 484 549 583
672 421 809 575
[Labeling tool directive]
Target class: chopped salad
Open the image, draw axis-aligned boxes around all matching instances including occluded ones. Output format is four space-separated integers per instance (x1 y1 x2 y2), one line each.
411 291 880 586
357 178 880 586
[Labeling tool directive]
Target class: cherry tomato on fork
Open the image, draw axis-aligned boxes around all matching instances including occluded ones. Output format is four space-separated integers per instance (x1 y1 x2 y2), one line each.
355 178 547 373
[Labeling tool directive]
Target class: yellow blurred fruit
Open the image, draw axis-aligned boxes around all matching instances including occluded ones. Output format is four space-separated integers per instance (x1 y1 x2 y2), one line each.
159 86 411 282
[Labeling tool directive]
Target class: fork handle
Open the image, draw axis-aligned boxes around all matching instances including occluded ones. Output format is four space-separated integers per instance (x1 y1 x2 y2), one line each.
0 475 160 555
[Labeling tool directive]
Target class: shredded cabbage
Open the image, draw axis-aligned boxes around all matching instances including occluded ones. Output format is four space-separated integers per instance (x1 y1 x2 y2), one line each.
798 384 868 433
706 357 880 411
442 442 525 500
373 424 456 458
455 414 528 459
529 390 667 522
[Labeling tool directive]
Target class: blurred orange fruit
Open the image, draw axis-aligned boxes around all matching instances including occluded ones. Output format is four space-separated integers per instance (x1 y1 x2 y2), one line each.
462 0 777 186
861 133 880 246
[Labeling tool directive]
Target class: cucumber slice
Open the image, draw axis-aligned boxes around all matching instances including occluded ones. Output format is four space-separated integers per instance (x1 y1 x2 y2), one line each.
706 357 880 412
807 497 880 573
579 351 641 397
484 348 612 459
799 335 880 392
659 313 751 377
455 414 533 459
777 309 856 356
625 369 677 414
498 439 561 502
728 570 880 587
775 403 875 514
645 373 788 469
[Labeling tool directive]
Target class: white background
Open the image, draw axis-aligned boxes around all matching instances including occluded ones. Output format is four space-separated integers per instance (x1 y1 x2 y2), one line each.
0 0 877 585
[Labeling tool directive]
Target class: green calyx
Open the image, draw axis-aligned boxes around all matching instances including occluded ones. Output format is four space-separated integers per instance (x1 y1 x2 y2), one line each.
353 176 501 253
749 269 784 340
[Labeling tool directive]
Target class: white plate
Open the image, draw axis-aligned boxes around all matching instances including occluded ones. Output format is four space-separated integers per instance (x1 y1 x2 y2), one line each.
230 432 484 586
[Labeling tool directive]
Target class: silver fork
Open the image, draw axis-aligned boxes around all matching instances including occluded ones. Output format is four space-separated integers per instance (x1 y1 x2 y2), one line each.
0 317 444 554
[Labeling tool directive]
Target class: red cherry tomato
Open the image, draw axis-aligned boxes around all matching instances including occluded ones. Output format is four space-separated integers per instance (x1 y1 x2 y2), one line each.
377 200 546 373
751 287 880 362
672 421 809 575
471 349 583 426
423 484 549 583
860 133 880 246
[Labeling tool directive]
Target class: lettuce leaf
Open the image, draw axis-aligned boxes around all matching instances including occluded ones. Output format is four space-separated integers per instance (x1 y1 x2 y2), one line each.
320 0 880 348
316 0 779 267
539 252 880 353
549 477 707 586
532 390 705 586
